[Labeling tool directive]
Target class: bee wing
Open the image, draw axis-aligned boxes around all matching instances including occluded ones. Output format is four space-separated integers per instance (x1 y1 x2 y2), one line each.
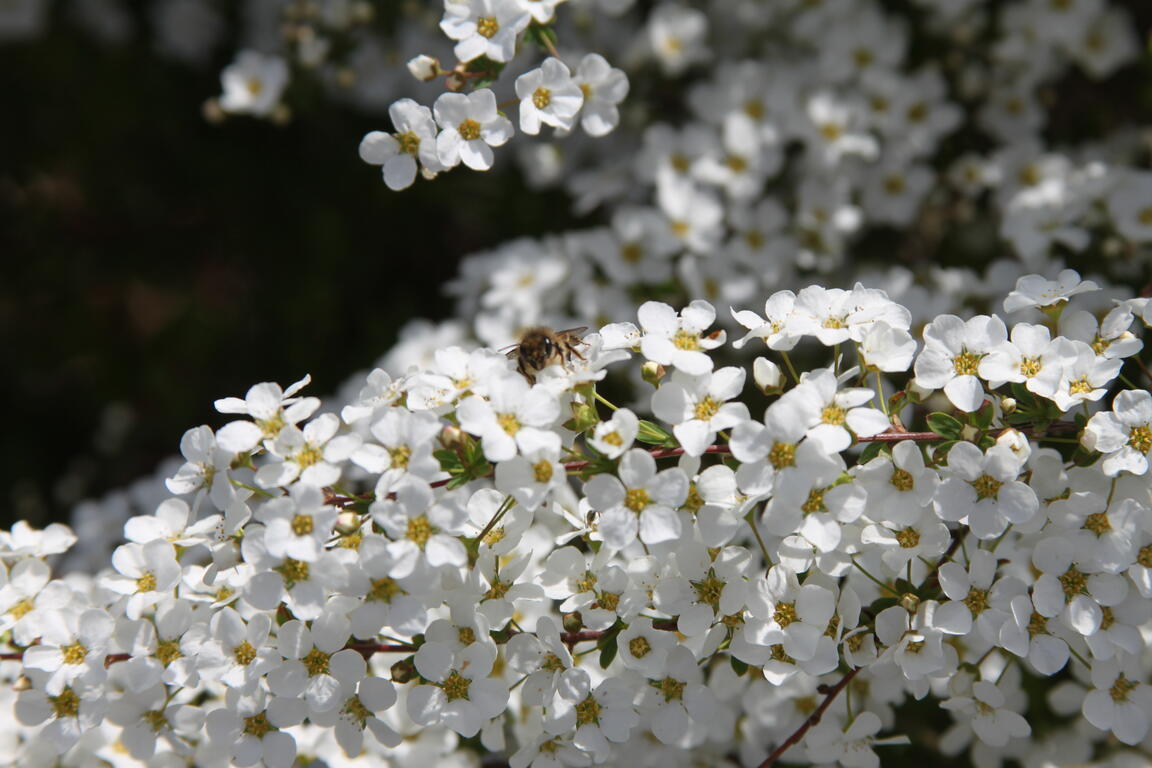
499 344 520 359
556 327 589 339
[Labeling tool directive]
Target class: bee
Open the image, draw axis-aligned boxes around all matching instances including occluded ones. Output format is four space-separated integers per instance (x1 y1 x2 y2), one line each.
506 326 588 384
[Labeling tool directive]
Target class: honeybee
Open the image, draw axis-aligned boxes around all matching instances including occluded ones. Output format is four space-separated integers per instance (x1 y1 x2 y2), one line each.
506 326 588 384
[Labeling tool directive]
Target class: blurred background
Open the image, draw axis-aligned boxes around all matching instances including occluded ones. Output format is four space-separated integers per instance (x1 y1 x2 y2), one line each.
0 1 577 528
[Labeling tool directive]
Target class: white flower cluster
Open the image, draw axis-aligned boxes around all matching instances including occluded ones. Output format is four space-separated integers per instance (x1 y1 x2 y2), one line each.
358 1 630 190
4 275 1152 767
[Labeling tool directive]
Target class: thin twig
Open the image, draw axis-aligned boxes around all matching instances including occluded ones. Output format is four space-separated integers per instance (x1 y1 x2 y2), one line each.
756 668 861 768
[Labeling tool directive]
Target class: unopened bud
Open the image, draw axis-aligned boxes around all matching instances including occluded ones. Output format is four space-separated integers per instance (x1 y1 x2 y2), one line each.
996 428 1031 461
901 592 920 613
335 511 361 535
1000 396 1017 415
440 424 466 452
390 658 417 684
563 612 584 635
407 54 440 82
641 361 666 386
753 357 783 394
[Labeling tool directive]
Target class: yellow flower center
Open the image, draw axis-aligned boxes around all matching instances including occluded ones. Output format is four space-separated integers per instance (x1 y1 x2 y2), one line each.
624 488 651 512
1019 356 1042 378
441 670 471 701
895 527 921 548
276 558 309 588
1059 566 1089 600
695 396 720 421
655 677 686 701
389 445 412 469
532 87 551 109
963 588 989 615
406 515 435 548
304 648 330 676
672 329 701 350
61 642 87 665
769 441 797 469
156 639 183 666
233 641 258 666
1128 424 1152 455
774 601 797 627
692 572 725 610
1068 376 1093 395
970 474 1002 501
533 460 554 483
458 118 482 141
629 636 652 658
952 350 982 376
476 16 499 37
50 688 80 719
291 514 314 537
136 572 157 593
497 412 520 436
821 404 847 426
1110 674 1138 702
890 468 914 491
801 488 826 514
601 430 623 446
244 712 274 737
1082 512 1111 536
397 131 420 155
369 577 404 603
575 694 601 725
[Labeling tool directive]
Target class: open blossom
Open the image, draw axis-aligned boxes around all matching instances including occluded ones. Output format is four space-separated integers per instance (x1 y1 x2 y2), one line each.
360 99 446 190
585 448 688 549
574 53 629 136
1082 389 1152 476
1003 268 1098 313
440 0 530 63
914 314 1008 412
433 89 514 171
516 58 584 136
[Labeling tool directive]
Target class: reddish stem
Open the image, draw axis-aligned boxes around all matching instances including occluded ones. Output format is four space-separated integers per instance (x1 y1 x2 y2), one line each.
756 667 861 768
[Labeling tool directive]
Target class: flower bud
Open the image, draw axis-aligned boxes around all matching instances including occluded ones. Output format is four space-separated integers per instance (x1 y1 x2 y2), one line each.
335 511 361 535
390 658 417 684
1000 396 1017 415
407 54 440 82
753 357 784 394
563 612 584 635
900 592 920 613
440 424 466 452
641 361 666 386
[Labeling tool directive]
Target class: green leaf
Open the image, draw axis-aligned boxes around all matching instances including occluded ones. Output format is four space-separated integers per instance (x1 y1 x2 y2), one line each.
932 440 958 463
598 633 618 669
858 440 885 463
971 402 995 430
523 22 559 51
1072 446 1101 467
926 412 963 440
730 656 749 677
564 400 600 433
636 419 677 447
434 449 463 472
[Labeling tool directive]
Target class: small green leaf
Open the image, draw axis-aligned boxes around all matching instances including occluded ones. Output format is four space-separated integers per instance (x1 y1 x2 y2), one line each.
858 440 885 463
598 633 618 669
1071 446 1101 467
636 419 677 447
926 412 963 440
730 656 749 676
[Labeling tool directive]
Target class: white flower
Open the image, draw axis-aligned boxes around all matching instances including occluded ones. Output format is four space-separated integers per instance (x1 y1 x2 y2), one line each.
214 374 319 454
1050 339 1122 412
731 290 801 351
1083 390 1152 476
636 299 725 375
940 678 1031 748
204 689 303 768
256 484 338 563
805 711 909 768
434 89 514 171
854 440 939 526
456 373 561 462
1003 269 1099 313
646 3 708 75
977 322 1065 397
585 449 689 549
589 407 639 459
218 51 288 116
516 58 584 136
256 412 360 489
913 314 1008 412
1081 659 1152 745
651 367 749 457
165 425 236 511
359 99 446 190
440 0 530 63
933 442 1038 540
784 368 890 453
409 641 509 737
104 540 182 619
574 53 629 136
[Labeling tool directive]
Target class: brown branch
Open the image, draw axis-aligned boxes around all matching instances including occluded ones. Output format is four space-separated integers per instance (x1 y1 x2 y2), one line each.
757 667 861 768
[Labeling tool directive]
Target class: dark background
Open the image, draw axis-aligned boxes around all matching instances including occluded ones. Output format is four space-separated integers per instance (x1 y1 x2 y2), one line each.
0 4 576 528
2 3 1151 530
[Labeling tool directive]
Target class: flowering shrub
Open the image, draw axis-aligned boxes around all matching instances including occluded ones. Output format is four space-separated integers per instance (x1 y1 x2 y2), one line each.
5 0 1152 766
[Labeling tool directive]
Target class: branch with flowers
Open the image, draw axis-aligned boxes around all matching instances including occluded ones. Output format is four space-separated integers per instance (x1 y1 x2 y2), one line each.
4 272 1152 767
